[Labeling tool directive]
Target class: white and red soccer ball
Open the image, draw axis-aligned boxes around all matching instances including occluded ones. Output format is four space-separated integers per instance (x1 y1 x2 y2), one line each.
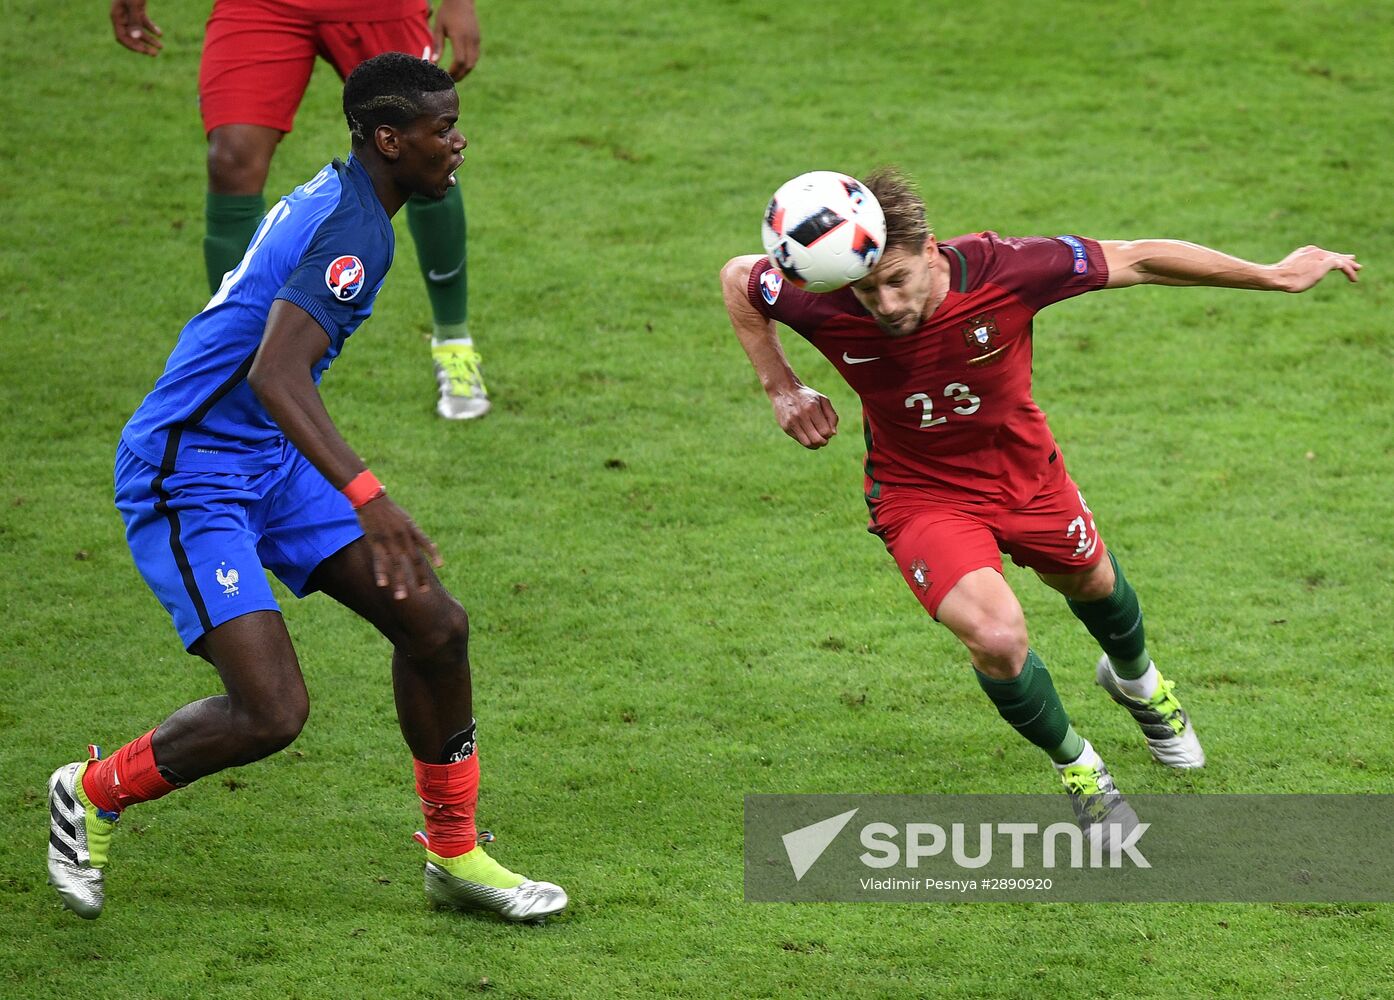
761 171 886 293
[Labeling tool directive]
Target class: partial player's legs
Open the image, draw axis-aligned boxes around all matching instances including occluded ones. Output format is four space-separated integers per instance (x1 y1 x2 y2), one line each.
408 189 490 420
992 471 1205 769
51 449 325 917
933 568 1138 845
316 17 489 420
308 540 565 921
48 610 310 918
870 488 1137 843
1039 550 1205 768
203 124 282 293
198 1 319 292
937 569 1078 757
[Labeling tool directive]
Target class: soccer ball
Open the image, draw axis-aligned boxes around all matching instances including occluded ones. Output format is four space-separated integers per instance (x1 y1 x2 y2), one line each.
761 171 886 292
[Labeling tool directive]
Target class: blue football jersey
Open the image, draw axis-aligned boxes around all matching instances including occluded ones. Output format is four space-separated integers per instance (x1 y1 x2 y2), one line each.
122 156 395 473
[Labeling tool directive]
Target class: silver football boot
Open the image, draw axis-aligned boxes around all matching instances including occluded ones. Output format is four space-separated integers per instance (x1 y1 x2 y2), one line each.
424 862 569 922
419 831 567 923
432 339 491 420
47 751 119 919
1096 655 1206 768
1056 742 1141 853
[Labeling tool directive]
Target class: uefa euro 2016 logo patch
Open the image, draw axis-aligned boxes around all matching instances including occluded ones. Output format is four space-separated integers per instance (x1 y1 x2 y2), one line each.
1056 235 1090 275
760 267 784 305
325 255 366 301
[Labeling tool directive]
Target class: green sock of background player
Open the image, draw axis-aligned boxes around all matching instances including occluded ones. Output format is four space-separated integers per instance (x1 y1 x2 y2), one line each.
975 650 1086 764
1067 551 1158 695
407 186 469 341
204 192 266 293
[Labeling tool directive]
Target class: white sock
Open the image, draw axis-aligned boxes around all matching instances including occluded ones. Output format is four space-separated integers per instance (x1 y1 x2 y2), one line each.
1112 661 1160 701
1056 738 1101 771
432 321 471 348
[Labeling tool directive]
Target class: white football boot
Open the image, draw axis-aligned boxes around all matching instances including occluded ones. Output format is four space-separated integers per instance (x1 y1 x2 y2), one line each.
1096 656 1206 768
432 339 491 420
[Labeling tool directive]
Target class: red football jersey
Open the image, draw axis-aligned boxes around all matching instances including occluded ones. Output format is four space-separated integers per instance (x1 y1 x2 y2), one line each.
747 232 1109 506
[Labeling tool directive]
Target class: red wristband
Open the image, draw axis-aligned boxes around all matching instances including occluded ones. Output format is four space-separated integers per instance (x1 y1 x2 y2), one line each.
342 470 385 510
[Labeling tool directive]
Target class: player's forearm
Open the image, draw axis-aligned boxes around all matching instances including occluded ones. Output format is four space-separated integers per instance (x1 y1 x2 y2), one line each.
249 367 366 489
721 258 802 396
734 322 804 396
1103 239 1360 294
1104 239 1283 290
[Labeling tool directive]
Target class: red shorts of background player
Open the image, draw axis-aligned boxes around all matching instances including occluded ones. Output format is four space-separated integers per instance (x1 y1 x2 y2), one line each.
867 468 1107 619
199 0 433 135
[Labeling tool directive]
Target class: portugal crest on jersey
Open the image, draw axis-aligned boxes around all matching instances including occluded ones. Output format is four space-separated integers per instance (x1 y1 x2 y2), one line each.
325 255 366 301
961 314 1005 366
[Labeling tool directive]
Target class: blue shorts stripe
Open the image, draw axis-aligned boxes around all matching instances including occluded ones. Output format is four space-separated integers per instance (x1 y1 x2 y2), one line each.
151 466 214 636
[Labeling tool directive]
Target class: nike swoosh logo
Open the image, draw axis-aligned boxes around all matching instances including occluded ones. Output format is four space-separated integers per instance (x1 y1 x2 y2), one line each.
427 261 465 282
842 353 880 365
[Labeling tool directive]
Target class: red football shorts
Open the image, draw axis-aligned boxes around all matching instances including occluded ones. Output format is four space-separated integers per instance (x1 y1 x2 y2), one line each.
199 1 434 135
868 470 1107 619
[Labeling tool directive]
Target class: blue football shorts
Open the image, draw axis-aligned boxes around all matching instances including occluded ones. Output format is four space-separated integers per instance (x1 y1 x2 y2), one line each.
115 440 364 649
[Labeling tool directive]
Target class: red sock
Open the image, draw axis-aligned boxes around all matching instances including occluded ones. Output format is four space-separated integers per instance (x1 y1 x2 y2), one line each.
81 729 180 814
414 752 480 858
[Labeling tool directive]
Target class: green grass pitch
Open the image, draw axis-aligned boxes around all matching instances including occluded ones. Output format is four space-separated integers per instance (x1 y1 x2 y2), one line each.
2 0 1392 996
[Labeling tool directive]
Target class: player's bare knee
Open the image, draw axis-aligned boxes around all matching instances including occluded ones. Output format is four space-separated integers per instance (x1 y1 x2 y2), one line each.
961 621 1028 678
398 597 469 667
224 674 309 758
1071 578 1113 602
1050 556 1116 602
206 135 272 195
238 697 309 757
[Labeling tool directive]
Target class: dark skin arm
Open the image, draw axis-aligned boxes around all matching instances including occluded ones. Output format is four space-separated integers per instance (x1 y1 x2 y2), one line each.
248 300 441 600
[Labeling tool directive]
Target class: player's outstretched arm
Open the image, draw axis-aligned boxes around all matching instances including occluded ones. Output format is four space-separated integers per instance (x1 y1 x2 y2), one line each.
721 255 838 450
434 0 481 81
110 0 162 56
249 300 443 601
1100 239 1360 292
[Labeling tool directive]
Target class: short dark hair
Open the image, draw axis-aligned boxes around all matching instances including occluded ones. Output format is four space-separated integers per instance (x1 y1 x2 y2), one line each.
861 166 931 252
343 52 455 146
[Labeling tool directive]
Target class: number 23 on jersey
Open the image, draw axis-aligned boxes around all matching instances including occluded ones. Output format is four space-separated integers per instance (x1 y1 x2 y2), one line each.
905 382 981 429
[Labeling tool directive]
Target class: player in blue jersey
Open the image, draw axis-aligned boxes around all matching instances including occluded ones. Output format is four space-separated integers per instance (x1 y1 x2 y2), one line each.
110 0 491 420
47 52 566 923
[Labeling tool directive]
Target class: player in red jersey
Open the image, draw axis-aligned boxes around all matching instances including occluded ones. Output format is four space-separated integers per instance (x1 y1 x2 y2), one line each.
110 0 491 419
722 167 1359 837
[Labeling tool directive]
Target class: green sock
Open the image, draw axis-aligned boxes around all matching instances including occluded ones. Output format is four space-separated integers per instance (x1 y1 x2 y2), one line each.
406 186 468 329
204 192 265 294
975 650 1083 763
1067 551 1151 679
